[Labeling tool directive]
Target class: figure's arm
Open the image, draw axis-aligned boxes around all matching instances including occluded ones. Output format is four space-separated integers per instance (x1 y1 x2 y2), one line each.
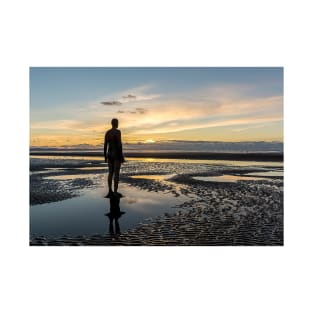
104 132 108 162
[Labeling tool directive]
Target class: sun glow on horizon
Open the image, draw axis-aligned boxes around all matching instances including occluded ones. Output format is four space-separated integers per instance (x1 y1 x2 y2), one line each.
144 139 155 144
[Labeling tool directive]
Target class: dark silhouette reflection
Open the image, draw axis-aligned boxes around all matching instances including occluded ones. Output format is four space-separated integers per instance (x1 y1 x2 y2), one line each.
105 195 125 235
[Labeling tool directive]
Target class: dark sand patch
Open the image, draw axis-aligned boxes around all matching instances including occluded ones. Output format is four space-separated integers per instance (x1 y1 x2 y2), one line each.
30 151 283 162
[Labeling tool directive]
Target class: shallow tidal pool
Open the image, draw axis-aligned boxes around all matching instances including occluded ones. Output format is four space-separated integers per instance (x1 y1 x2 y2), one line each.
30 182 189 237
192 174 273 183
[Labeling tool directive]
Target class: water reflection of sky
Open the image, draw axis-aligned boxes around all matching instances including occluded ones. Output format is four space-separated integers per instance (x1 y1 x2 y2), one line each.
130 174 174 180
243 171 283 177
44 173 100 180
193 175 273 183
30 168 65 175
30 183 189 237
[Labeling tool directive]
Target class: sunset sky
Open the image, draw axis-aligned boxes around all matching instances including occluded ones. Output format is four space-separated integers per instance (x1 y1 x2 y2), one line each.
30 67 283 147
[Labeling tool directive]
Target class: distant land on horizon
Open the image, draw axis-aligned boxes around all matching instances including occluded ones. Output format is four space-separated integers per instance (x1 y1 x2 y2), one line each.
30 141 283 161
30 140 283 153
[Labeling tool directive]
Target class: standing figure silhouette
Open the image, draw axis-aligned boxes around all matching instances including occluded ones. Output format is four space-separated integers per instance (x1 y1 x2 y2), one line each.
104 118 125 198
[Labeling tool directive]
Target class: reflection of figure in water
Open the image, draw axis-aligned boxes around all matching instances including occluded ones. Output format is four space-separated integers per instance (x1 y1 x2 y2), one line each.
105 196 125 235
104 118 125 198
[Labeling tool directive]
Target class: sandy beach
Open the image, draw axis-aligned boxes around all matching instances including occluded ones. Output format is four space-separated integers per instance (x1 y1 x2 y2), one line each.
30 155 283 246
30 150 283 162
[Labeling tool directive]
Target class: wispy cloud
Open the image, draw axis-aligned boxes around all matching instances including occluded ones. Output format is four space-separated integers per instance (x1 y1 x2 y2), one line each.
120 94 283 135
100 101 122 105
122 94 136 100
132 114 282 135
117 85 161 102
31 119 83 130
231 124 266 132
116 107 147 115
136 108 147 114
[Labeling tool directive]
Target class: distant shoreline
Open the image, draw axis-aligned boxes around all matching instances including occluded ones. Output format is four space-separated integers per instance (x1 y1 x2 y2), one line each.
30 151 283 162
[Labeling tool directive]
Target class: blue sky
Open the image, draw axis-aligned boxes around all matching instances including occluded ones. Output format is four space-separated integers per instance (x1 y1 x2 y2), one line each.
30 67 283 146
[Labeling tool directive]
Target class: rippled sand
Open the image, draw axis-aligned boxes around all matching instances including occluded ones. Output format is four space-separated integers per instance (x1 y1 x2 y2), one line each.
30 157 283 246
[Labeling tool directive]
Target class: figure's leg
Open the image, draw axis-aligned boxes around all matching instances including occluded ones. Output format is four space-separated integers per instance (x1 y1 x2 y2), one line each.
109 219 114 235
115 219 120 234
108 161 113 192
113 161 121 193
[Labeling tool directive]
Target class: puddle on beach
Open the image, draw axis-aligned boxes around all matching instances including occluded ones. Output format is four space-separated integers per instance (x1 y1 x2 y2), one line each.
243 171 283 177
30 183 189 237
126 157 283 167
30 168 66 175
31 155 104 161
31 155 283 167
44 174 100 180
130 174 174 180
130 174 183 194
193 174 272 183
75 167 105 170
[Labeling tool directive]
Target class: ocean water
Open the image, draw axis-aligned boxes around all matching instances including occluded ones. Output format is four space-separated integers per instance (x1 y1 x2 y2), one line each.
30 183 189 237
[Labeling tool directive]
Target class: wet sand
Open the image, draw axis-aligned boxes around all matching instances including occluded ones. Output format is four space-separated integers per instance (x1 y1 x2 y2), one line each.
30 151 283 162
30 157 283 246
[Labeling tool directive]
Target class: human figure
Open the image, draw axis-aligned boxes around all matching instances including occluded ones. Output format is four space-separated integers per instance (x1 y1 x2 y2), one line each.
104 118 125 197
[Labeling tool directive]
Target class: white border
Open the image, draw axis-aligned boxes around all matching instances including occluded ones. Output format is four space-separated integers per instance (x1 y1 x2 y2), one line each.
1 1 312 313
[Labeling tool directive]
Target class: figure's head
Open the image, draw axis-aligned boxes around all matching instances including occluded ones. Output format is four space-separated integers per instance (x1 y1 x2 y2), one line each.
111 118 118 128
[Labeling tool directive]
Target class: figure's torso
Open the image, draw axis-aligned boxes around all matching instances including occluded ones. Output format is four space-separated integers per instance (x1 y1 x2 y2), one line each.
105 128 122 160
